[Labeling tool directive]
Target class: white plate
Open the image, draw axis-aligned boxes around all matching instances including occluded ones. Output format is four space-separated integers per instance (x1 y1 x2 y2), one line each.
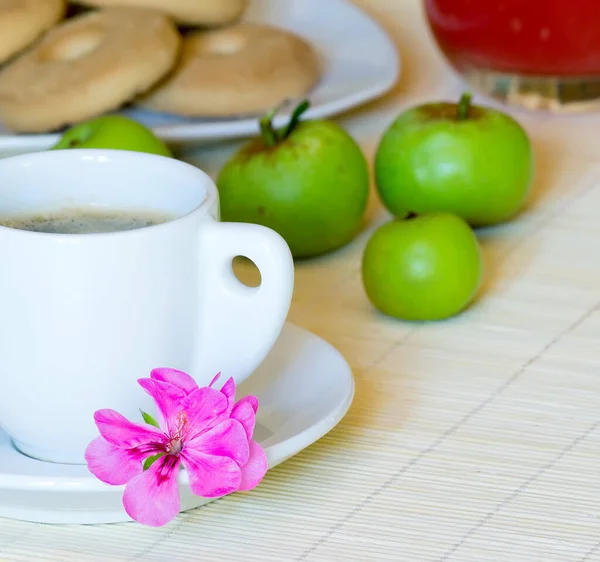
0 323 354 525
0 0 399 156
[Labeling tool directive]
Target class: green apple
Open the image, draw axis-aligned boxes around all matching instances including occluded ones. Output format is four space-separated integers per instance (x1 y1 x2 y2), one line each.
216 100 370 259
361 212 483 321
50 114 173 157
374 93 534 227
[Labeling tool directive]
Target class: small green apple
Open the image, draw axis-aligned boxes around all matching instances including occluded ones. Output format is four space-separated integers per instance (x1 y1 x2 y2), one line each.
50 114 173 157
361 212 483 321
374 93 534 227
216 100 370 259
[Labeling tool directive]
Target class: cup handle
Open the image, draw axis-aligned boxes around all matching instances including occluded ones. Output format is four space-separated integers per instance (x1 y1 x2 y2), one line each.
196 219 294 383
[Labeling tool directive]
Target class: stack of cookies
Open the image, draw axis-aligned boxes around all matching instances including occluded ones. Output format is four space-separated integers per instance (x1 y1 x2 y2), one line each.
0 0 322 133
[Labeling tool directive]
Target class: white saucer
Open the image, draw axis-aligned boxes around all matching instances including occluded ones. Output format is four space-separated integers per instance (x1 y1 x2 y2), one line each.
0 323 354 525
0 0 399 156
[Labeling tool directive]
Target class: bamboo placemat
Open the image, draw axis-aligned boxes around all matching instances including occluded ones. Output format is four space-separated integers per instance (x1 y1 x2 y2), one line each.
2 1 600 560
1 135 599 562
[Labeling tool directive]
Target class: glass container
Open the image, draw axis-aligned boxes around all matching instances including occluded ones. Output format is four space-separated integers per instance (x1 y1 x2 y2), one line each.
424 0 600 112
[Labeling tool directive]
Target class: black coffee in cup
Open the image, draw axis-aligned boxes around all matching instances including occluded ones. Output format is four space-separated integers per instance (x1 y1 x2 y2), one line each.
0 207 173 234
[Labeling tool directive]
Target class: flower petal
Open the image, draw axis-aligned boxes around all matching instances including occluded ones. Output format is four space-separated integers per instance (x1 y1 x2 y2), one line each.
182 387 228 434
122 454 181 527
84 436 144 485
150 368 198 395
94 409 164 449
236 395 259 414
231 401 256 441
218 377 236 412
208 372 222 388
187 418 249 466
238 440 268 491
181 449 241 498
137 378 187 431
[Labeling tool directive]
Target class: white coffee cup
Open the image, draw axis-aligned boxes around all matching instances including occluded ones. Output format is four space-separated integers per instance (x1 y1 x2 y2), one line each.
0 149 294 464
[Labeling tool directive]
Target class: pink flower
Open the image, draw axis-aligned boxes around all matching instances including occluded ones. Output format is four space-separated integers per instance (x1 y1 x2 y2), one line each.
84 368 268 527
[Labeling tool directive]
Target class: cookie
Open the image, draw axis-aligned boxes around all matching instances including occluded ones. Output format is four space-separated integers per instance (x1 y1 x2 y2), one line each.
0 7 181 133
70 0 248 27
136 23 322 118
0 0 66 64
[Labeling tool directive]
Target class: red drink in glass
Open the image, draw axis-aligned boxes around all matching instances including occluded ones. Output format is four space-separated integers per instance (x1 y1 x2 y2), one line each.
424 0 600 112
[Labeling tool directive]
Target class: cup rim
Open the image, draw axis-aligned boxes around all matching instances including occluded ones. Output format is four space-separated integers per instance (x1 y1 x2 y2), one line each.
0 148 218 238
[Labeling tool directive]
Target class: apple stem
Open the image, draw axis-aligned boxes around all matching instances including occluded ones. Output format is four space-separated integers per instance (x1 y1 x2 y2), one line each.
405 212 418 220
282 99 310 139
457 92 472 120
259 106 280 148
259 99 311 148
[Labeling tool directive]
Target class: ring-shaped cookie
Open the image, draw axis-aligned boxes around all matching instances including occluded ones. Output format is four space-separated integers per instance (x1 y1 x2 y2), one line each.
71 0 248 27
0 0 66 64
137 23 322 118
0 7 182 133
